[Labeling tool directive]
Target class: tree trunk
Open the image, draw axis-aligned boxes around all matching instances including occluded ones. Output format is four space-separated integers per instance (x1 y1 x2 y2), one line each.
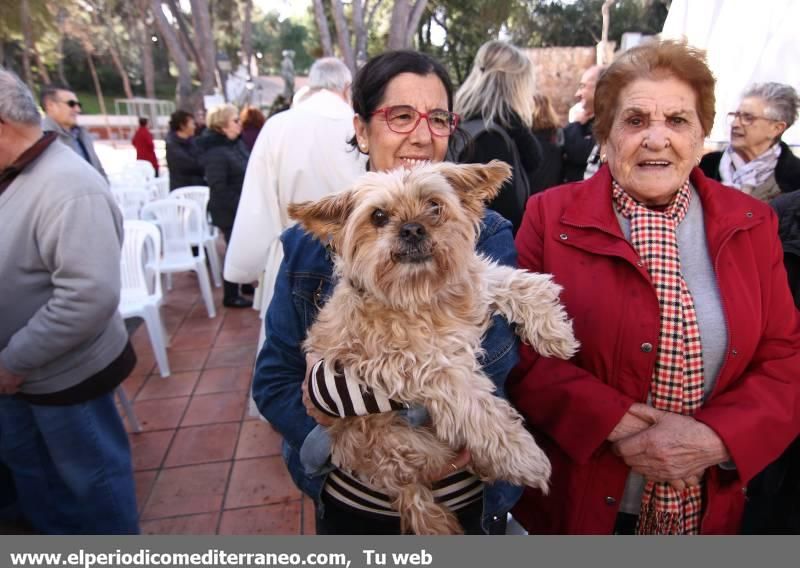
351 0 367 67
406 0 428 47
108 39 134 98
241 0 253 69
312 0 334 57
33 47 51 84
19 0 34 88
388 0 427 50
330 0 355 71
85 49 112 139
150 0 193 108
56 7 69 86
165 0 202 69
134 0 156 98
141 25 156 98
190 0 217 95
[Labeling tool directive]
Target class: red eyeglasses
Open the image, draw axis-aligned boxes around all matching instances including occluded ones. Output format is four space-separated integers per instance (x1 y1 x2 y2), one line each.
371 105 459 137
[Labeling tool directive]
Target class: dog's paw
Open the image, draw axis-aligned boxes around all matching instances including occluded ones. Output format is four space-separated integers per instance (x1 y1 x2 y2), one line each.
522 316 580 360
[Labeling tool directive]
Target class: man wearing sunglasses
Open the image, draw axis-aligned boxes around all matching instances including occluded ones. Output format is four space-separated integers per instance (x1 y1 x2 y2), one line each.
41 84 107 179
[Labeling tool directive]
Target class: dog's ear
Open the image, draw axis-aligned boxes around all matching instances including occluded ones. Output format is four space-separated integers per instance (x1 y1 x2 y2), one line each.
288 190 354 240
435 160 512 218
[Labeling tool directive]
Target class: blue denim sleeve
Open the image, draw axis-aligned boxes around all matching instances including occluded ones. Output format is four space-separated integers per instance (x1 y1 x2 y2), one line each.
476 212 520 396
251 245 318 458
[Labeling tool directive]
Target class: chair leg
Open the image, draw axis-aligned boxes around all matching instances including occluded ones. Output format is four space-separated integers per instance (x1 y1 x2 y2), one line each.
143 304 170 378
116 387 142 433
205 238 223 288
194 260 217 318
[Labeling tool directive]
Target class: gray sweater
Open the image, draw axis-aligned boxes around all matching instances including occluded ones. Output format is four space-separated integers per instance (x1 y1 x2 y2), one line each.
0 140 128 394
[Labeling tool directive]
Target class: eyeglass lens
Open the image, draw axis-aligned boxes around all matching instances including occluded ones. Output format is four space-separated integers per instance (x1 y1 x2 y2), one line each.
66 100 82 109
386 106 455 135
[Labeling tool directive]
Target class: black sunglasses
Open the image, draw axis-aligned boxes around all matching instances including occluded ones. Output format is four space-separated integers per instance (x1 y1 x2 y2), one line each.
62 99 82 109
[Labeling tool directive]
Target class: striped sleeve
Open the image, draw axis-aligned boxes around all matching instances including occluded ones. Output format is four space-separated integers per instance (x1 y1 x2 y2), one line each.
307 359 406 418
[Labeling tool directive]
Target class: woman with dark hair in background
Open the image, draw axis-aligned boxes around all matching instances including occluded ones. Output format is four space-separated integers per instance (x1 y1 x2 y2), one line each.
252 49 522 535
453 40 543 234
239 105 266 152
530 93 564 193
165 110 205 191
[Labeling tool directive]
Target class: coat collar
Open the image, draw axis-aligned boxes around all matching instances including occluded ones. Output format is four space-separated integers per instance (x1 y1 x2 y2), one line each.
558 164 767 261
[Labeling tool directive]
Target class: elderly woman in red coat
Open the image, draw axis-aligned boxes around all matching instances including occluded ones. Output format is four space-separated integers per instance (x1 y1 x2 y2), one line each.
509 40 800 535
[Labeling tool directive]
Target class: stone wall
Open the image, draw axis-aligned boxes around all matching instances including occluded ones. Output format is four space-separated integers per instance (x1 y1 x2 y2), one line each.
525 46 597 126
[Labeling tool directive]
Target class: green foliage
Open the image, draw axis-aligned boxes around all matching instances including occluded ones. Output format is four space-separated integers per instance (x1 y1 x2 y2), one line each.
510 0 669 48
418 0 515 85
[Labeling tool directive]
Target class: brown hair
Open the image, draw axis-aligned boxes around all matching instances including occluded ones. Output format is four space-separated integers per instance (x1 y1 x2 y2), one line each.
593 40 716 143
531 93 560 131
240 105 266 130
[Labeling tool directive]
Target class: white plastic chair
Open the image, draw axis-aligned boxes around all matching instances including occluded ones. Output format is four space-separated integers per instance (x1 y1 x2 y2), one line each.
147 176 170 202
119 220 170 378
171 185 223 288
140 199 217 318
110 185 149 220
133 159 156 181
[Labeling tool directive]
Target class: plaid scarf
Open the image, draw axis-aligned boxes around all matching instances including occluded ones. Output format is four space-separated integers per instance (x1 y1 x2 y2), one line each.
612 180 705 535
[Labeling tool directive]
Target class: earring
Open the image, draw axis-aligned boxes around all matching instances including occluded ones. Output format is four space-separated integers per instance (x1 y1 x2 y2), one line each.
600 153 607 163
359 142 368 152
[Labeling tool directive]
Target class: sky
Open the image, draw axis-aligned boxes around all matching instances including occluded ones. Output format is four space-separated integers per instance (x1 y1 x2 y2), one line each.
253 0 310 21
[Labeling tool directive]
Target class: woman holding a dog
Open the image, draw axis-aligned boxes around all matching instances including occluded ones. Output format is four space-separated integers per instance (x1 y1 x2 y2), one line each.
252 50 523 534
509 40 800 534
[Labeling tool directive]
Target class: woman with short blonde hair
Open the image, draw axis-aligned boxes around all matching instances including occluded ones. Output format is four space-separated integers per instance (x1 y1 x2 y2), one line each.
206 103 239 133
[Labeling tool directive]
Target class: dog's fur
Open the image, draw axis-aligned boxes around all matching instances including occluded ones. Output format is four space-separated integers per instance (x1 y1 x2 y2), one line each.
288 161 579 535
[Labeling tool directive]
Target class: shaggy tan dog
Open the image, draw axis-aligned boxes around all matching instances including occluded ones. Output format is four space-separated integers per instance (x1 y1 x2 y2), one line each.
288 160 579 535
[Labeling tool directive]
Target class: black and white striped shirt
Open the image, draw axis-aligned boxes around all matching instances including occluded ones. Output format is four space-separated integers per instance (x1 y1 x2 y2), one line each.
308 359 483 517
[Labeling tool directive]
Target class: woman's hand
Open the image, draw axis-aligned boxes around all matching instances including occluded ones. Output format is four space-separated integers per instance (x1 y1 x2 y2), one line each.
0 364 22 395
428 448 472 483
612 411 730 482
607 403 662 443
301 353 337 427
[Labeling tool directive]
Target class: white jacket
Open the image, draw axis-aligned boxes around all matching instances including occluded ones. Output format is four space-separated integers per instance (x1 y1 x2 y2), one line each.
224 89 366 319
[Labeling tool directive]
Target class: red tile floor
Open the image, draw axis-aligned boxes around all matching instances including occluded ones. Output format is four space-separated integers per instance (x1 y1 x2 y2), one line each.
123 272 316 535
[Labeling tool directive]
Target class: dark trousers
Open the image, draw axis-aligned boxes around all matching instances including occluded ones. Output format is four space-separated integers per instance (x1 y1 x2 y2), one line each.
219 226 240 300
315 494 506 535
613 512 638 535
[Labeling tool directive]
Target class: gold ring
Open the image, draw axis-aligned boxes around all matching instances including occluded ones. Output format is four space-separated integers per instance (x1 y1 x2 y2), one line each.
449 463 458 472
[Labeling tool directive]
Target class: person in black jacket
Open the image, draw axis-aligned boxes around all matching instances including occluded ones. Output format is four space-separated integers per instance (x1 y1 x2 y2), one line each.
530 93 564 192
454 40 542 234
197 104 252 308
165 110 205 190
700 82 800 201
561 65 603 182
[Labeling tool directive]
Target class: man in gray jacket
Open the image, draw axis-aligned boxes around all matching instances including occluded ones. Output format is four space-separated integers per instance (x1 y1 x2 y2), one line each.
0 68 138 533
40 84 107 178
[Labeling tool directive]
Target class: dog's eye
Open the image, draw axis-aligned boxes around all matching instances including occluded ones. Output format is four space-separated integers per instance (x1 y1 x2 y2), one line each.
371 209 389 227
428 200 442 217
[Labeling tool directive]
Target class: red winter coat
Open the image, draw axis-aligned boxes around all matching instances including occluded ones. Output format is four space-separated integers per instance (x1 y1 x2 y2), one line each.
509 165 800 534
132 126 158 174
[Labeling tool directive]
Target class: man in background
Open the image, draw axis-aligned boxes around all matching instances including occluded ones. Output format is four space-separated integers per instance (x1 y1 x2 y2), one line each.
562 65 604 182
40 84 107 178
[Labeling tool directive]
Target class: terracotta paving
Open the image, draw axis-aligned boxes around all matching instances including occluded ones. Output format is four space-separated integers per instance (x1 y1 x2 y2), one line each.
123 273 316 535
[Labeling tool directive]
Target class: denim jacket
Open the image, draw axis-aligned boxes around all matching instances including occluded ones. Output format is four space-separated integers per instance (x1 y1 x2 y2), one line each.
252 209 524 532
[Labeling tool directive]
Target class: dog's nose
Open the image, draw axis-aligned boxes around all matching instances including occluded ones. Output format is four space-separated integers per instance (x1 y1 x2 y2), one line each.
400 222 426 243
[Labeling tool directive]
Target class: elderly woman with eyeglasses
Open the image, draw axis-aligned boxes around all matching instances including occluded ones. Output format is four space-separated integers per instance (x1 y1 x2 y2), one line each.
509 40 800 535
700 83 800 201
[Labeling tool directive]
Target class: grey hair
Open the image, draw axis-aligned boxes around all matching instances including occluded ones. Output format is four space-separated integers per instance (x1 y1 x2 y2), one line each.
0 67 41 125
308 57 352 92
454 40 536 129
743 82 799 128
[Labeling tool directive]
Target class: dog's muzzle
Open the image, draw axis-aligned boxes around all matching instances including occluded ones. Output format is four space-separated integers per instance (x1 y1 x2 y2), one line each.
392 223 433 264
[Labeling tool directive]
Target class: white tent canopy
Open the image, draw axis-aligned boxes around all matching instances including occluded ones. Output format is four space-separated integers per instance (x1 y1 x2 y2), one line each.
662 0 800 146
